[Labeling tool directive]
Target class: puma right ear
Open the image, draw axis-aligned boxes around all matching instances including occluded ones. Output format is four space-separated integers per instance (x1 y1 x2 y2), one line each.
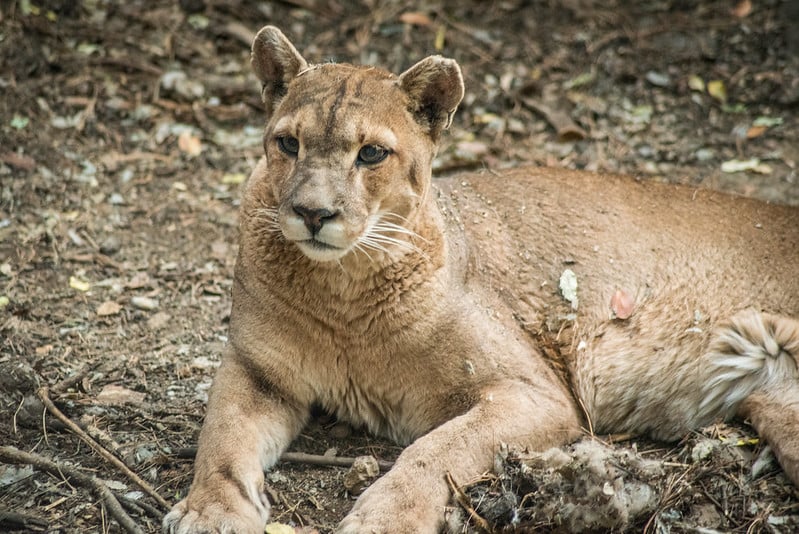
251 26 309 117
399 56 465 140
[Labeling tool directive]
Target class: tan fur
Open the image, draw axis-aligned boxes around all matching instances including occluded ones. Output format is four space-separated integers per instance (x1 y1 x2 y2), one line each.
164 26 799 534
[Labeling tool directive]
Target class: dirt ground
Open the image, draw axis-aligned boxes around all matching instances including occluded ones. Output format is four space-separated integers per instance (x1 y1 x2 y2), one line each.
1 0 798 532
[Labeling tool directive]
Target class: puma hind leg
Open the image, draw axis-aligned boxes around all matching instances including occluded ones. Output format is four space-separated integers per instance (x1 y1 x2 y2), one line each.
580 308 799 443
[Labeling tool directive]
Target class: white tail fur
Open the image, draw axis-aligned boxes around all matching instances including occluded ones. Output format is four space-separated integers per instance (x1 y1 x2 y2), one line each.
700 310 799 419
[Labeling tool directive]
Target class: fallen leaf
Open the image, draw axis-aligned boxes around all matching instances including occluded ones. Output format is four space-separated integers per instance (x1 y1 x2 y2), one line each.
399 11 432 26
707 80 727 103
96 301 122 316
752 116 782 127
610 289 635 320
130 296 159 310
221 172 246 184
746 125 768 139
265 524 297 534
731 0 752 18
687 75 705 92
721 158 772 174
10 114 29 130
178 130 203 156
96 384 146 406
434 25 446 51
147 311 171 330
69 275 91 292
35 344 54 356
0 151 37 171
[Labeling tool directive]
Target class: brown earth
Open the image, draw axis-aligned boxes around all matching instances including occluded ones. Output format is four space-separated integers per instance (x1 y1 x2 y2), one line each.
1 1 797 532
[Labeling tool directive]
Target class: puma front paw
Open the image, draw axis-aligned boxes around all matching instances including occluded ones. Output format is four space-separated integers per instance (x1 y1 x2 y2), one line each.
162 480 270 534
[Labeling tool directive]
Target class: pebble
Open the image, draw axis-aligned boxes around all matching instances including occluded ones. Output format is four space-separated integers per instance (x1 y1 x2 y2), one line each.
99 235 121 255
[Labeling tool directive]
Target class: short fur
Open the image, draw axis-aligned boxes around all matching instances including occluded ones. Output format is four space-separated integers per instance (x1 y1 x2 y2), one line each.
164 26 799 534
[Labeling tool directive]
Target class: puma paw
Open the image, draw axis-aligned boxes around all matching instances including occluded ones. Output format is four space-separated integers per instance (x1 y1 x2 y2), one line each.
335 481 441 534
162 487 269 534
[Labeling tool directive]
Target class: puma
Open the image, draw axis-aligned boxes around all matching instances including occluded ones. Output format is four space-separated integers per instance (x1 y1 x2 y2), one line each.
164 26 799 534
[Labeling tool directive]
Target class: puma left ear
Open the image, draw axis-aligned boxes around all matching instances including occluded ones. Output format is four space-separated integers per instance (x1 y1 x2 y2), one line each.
398 56 465 139
251 26 309 117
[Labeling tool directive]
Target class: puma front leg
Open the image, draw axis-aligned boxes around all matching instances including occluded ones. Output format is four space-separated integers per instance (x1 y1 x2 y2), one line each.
163 351 307 534
337 379 582 534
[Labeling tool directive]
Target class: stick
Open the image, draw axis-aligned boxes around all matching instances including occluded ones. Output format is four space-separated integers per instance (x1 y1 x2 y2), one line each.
0 446 143 534
175 447 395 472
520 97 588 142
446 472 493 533
36 387 170 510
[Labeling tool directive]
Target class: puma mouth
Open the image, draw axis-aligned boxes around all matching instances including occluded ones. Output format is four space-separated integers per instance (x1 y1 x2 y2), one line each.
301 238 340 251
294 238 349 262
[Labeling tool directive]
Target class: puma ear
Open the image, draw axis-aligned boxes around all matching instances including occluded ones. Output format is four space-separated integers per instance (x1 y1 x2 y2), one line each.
251 26 309 117
398 56 465 139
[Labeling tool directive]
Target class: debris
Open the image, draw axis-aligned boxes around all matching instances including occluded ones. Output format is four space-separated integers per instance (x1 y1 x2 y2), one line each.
96 301 122 316
559 269 579 310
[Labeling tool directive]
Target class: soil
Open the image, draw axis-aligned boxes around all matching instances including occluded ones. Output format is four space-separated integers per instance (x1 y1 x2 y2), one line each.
1 1 797 533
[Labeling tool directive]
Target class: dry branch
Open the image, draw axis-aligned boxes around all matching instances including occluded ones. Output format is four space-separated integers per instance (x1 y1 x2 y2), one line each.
446 471 493 533
0 446 144 534
36 387 170 510
176 447 394 472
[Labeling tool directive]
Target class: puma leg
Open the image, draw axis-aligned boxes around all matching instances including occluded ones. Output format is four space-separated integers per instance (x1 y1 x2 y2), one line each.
163 352 307 534
336 379 582 534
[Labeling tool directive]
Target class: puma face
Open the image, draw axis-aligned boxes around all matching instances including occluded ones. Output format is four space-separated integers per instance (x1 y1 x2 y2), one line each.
250 27 464 262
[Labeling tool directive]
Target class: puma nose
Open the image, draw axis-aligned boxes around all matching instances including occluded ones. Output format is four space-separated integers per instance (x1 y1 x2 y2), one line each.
293 205 338 234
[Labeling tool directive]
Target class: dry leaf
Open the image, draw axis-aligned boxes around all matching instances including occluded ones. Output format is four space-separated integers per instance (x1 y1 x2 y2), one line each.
265 524 296 534
96 384 146 406
731 0 752 18
35 344 54 356
721 158 772 174
178 130 203 156
746 125 768 139
707 80 727 103
399 12 432 26
434 25 446 51
221 172 246 184
69 275 91 292
687 75 705 92
96 300 122 316
610 289 635 320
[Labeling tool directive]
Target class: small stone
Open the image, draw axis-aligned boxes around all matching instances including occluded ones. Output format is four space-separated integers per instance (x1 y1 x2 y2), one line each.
99 236 121 255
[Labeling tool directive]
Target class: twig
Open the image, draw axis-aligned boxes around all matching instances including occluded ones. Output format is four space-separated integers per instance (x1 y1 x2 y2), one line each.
0 505 47 531
0 446 143 534
446 471 493 533
36 387 170 510
175 447 395 472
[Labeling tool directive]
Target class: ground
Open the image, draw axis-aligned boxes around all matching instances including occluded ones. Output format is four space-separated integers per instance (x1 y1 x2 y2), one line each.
1 0 797 532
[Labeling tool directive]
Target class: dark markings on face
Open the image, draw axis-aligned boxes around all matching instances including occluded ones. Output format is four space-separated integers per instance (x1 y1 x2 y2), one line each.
408 160 419 188
323 79 349 140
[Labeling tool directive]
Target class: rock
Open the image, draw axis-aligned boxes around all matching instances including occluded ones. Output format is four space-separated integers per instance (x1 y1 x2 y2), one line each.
343 456 380 495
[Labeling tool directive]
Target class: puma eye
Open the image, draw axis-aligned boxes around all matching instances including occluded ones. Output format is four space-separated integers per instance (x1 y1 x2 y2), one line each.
357 144 390 165
277 135 300 156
